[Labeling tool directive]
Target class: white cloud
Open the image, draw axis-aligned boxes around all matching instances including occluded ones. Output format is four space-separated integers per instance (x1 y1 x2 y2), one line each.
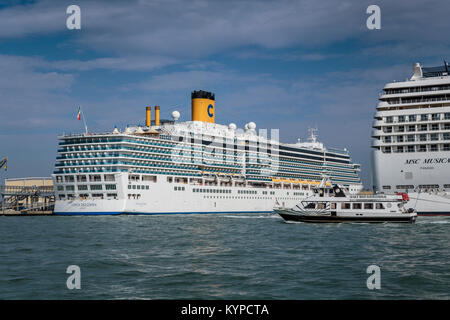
45 56 178 71
0 55 75 132
4 0 448 58
134 70 233 92
0 1 66 38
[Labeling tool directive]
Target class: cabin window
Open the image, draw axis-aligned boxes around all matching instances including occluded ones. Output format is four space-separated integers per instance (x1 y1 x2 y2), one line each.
396 185 414 190
305 203 316 209
364 203 373 209
352 203 362 210
129 175 140 181
317 203 326 209
341 203 351 209
376 203 385 209
142 175 157 182
77 175 87 182
331 203 336 209
89 174 101 182
104 174 115 182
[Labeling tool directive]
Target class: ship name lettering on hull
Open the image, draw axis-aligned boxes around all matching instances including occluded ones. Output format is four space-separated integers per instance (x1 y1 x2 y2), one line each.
405 158 450 165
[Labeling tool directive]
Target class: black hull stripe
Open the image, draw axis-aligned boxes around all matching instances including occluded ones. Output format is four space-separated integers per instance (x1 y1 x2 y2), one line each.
417 212 450 216
278 213 416 223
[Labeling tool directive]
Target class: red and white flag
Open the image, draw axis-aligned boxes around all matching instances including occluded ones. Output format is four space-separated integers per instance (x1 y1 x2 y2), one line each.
77 106 81 120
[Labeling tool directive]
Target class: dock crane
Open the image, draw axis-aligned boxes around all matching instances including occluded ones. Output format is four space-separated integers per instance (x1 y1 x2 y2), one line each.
0 157 6 172
0 157 6 209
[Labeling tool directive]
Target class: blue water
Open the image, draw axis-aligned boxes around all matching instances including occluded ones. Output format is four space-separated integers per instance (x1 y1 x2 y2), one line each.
0 214 449 299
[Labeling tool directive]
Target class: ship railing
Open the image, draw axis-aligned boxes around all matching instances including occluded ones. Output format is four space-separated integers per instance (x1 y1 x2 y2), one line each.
0 185 55 195
348 194 390 199
1 201 55 214
326 147 349 155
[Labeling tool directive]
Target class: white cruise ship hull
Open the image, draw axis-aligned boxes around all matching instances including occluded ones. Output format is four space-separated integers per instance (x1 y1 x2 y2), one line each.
405 192 450 216
371 62 450 215
372 150 450 216
53 173 309 215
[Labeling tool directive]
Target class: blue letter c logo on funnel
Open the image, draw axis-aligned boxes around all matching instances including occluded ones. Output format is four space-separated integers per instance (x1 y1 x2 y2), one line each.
207 104 214 118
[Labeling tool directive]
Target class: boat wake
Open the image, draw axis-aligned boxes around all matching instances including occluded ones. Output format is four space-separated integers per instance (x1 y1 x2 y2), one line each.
222 214 281 219
416 219 450 225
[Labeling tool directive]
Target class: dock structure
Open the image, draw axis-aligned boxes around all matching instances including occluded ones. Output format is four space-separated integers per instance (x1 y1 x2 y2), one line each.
1 177 55 215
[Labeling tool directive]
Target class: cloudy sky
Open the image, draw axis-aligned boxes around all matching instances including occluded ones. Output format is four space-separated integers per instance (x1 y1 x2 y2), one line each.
1 0 449 186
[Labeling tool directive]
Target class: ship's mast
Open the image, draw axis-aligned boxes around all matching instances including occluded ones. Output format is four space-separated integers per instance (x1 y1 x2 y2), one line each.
308 127 318 143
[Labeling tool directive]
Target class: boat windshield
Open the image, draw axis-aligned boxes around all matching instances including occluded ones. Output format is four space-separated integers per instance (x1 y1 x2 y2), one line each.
304 202 316 209
302 202 328 209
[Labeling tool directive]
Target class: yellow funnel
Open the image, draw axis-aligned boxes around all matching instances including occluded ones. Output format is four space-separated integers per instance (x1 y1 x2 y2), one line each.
191 90 215 123
155 106 160 126
146 107 151 127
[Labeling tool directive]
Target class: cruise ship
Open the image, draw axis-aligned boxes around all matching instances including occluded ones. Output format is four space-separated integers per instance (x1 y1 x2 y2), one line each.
53 90 362 215
372 62 450 215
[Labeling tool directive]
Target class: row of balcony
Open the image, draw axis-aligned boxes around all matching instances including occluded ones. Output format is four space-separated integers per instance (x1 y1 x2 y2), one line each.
372 125 450 136
380 88 450 99
372 138 450 147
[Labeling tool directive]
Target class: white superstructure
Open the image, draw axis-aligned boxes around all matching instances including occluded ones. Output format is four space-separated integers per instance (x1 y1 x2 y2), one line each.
53 90 362 215
275 176 417 223
372 62 450 215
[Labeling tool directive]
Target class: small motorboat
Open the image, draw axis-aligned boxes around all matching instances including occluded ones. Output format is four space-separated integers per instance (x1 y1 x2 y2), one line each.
275 176 417 223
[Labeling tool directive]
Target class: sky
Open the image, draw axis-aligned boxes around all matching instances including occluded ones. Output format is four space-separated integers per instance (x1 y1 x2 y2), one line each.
1 0 449 187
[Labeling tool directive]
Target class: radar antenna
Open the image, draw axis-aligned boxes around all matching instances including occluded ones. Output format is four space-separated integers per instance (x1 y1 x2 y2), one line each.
307 127 318 143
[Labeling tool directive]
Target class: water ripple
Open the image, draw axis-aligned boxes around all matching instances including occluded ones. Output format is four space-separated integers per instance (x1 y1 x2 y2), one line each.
0 215 448 299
